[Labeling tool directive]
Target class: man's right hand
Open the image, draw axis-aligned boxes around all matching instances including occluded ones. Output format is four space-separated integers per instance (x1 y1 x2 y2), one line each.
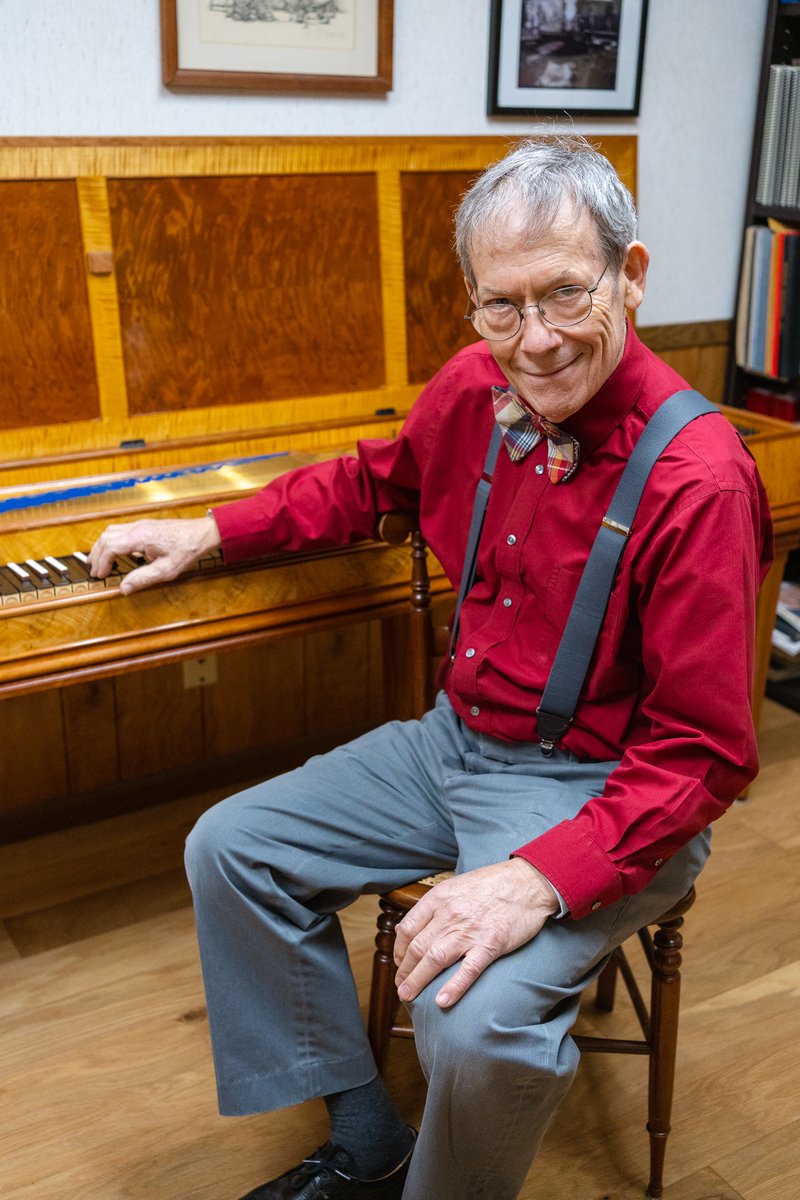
87 515 221 596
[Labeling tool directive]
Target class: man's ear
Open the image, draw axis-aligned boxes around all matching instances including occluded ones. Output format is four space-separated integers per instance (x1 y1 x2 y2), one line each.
622 241 649 313
464 275 477 306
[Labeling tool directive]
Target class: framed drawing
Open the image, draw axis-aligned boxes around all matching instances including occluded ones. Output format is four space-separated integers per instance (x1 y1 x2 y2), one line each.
488 0 648 117
160 0 394 93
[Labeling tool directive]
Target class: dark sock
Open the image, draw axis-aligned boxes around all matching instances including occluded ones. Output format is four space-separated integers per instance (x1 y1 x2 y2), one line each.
324 1074 415 1180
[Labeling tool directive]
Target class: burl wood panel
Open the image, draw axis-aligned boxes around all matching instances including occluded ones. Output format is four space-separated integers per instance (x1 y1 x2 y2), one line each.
0 181 99 430
108 174 386 414
401 171 481 385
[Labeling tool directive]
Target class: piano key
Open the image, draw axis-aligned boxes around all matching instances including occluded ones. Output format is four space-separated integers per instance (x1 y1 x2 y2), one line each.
25 558 51 580
45 555 70 578
0 565 37 602
20 558 57 599
0 572 22 606
50 556 90 594
70 551 106 591
22 559 56 597
198 551 224 570
115 554 145 574
6 561 33 587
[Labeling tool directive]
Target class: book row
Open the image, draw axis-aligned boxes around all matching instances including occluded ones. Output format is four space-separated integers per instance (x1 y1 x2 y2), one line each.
756 64 800 210
735 223 800 381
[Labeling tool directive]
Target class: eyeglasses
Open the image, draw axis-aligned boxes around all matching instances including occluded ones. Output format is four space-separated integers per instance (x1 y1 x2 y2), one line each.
464 263 610 342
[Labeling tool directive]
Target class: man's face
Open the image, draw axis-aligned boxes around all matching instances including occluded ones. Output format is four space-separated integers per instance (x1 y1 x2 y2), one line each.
466 204 648 424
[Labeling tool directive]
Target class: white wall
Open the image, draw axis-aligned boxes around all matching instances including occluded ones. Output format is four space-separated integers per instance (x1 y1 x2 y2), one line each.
2 0 768 325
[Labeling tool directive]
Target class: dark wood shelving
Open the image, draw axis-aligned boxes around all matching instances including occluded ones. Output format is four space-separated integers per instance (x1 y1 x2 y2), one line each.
752 203 800 222
726 0 800 408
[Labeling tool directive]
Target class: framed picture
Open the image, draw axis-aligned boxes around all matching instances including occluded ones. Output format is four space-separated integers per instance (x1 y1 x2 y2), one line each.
488 0 648 117
160 0 394 93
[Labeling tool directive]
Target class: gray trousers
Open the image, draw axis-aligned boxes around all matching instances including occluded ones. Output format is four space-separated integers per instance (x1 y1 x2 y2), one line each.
185 693 711 1200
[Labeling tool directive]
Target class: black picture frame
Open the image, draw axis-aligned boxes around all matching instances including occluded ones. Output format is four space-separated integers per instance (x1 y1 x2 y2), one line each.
488 0 649 118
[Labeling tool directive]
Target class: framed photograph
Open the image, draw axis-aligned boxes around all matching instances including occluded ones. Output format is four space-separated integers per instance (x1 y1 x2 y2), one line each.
488 0 648 117
160 0 394 93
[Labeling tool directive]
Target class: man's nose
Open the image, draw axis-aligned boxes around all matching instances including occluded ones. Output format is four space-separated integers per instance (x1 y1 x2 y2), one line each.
516 305 563 353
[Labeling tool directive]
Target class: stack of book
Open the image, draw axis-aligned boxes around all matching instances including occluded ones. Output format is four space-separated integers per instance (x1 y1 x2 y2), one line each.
756 64 800 209
769 580 800 714
735 221 800 381
772 580 800 660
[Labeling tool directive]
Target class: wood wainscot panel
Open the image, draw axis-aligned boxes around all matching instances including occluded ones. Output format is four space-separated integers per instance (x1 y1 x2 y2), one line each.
0 691 68 817
203 636 307 759
114 661 204 781
401 170 480 384
305 622 382 736
61 679 119 795
0 180 99 430
108 173 385 415
638 320 733 405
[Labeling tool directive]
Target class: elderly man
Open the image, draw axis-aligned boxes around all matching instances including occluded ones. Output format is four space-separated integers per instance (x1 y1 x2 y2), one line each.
89 137 773 1200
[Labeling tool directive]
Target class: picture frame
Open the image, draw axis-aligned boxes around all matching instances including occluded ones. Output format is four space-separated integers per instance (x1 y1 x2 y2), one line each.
487 0 648 118
160 0 394 94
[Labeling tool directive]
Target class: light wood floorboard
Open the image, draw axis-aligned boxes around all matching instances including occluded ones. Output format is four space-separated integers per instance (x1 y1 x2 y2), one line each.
0 700 798 1199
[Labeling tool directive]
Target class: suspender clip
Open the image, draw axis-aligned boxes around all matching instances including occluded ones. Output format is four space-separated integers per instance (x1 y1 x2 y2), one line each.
535 707 572 756
601 516 630 537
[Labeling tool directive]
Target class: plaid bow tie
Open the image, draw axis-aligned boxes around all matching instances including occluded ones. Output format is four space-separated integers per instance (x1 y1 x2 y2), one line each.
491 385 580 483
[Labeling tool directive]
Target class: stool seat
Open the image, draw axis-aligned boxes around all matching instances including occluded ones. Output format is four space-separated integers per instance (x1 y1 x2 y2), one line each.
368 877 696 1200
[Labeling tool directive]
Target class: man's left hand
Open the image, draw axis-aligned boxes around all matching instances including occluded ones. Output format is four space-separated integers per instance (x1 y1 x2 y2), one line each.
394 858 560 1009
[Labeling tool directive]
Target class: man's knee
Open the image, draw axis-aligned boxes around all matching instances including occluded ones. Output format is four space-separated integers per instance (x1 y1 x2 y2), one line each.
408 970 581 1085
188 796 235 892
184 795 251 894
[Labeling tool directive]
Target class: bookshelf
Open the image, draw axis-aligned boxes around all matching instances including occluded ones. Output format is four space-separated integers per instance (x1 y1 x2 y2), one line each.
726 0 800 420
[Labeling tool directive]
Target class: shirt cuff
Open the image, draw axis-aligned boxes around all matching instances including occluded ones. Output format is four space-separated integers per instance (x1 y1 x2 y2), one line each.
550 883 570 919
513 820 624 919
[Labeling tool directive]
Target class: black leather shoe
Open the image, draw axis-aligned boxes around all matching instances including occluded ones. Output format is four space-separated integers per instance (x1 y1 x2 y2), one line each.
238 1136 415 1200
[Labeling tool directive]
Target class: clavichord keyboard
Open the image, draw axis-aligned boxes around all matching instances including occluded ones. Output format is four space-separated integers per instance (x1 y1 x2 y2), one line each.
0 449 425 698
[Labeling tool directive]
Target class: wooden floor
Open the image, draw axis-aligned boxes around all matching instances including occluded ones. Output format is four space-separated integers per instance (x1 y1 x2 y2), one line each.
1 698 798 1200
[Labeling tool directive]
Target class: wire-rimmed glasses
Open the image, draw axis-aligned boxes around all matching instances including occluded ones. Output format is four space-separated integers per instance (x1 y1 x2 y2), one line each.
465 263 610 341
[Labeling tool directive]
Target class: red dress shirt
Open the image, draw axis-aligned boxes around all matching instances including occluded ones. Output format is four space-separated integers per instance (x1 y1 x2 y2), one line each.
214 327 774 918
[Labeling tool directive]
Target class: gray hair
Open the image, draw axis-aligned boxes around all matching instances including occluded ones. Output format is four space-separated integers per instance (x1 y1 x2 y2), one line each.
455 135 638 284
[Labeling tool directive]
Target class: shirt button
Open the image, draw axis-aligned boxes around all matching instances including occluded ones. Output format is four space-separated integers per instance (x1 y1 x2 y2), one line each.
503 597 512 608
535 464 545 475
470 705 480 716
507 534 517 545
591 900 601 911
654 857 664 867
465 648 476 658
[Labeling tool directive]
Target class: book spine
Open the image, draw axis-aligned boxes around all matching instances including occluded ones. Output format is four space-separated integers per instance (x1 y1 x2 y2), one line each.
778 232 800 379
756 66 786 205
765 231 785 375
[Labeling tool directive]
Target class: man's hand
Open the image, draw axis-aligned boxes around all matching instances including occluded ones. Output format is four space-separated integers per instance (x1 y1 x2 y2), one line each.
87 515 221 596
394 858 560 1009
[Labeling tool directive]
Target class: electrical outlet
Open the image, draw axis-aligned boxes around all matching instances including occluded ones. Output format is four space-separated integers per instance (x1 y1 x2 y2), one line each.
182 656 218 688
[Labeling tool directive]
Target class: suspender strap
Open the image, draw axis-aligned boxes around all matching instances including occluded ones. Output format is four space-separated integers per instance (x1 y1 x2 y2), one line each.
536 388 717 753
448 422 503 660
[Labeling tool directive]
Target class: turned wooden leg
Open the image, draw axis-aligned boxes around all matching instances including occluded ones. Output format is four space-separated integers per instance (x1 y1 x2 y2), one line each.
646 915 685 1199
367 898 405 1072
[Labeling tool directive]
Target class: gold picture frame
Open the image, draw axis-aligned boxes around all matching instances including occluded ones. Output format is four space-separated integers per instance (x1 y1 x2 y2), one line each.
161 0 394 94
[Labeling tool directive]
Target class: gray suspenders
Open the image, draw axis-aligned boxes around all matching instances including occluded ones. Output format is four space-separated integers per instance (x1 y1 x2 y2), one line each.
447 422 504 661
449 389 718 755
